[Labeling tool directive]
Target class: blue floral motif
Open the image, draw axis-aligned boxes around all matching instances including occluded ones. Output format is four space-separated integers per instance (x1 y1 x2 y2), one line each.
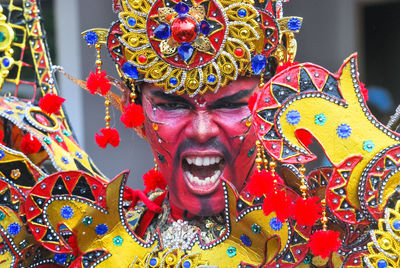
336 124 352 139
95 224 108 235
0 150 5 160
314 113 327 126
84 31 98 45
287 18 302 32
269 217 283 231
226 246 237 257
54 253 67 264
7 222 21 235
363 140 375 152
113 235 124 246
60 206 74 220
240 234 252 247
286 110 301 125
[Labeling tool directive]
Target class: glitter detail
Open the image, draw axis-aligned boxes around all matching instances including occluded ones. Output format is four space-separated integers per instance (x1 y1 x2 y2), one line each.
314 113 327 126
60 206 74 220
337 124 352 139
269 217 283 231
286 110 301 125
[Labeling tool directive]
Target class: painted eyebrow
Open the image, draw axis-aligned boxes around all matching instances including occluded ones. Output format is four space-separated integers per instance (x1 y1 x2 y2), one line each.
208 88 254 108
150 91 192 105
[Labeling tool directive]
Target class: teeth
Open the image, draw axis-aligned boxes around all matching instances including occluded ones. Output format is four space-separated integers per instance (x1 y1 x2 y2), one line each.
185 156 222 166
185 170 222 186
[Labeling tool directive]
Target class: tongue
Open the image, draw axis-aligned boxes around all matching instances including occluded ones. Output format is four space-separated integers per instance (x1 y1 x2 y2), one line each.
187 164 219 179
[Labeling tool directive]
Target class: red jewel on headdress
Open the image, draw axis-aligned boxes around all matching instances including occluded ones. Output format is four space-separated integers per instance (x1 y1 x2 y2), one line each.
171 16 198 43
234 48 244 58
138 55 147 64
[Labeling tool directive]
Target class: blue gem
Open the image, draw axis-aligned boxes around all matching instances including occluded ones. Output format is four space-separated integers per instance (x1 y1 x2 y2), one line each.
286 110 301 125
315 113 327 126
363 140 375 152
393 220 400 230
84 31 98 45
60 205 74 220
270 217 283 231
227 246 236 257
169 77 178 86
337 123 352 139
377 259 387 268
178 43 194 62
287 18 302 32
7 223 21 236
54 253 67 264
95 224 108 235
207 74 216 84
240 234 252 247
175 2 189 14
16 106 24 110
154 23 171 39
3 58 10 68
237 8 247 17
4 110 13 114
61 156 69 164
122 62 139 79
0 150 4 160
183 260 191 268
149 258 157 266
251 55 267 75
75 151 83 159
200 21 210 35
128 17 136 27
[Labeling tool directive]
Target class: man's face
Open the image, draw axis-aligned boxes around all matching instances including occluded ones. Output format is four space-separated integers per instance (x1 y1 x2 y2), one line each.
141 78 259 216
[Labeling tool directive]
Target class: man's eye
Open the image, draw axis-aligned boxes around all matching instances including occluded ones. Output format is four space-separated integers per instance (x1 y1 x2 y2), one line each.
155 103 190 111
214 102 248 109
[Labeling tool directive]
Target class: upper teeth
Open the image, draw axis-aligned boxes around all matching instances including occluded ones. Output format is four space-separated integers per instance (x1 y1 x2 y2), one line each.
186 156 222 166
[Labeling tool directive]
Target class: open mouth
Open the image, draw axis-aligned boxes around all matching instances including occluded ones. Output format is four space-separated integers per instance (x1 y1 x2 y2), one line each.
182 155 225 195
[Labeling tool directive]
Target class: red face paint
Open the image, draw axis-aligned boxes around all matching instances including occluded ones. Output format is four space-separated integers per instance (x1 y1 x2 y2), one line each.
141 78 259 216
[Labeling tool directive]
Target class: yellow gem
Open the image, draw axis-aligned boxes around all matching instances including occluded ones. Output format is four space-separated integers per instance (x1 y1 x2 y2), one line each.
223 64 233 74
239 29 249 38
131 0 141 8
245 117 252 127
129 37 139 47
188 79 199 90
381 238 392 250
152 123 158 131
152 69 160 78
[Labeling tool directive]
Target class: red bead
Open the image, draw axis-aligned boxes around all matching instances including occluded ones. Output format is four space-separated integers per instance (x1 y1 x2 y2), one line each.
234 48 244 57
138 55 147 63
171 16 198 43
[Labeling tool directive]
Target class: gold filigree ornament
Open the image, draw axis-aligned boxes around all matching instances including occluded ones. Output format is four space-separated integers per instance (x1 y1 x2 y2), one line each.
0 6 17 89
365 200 400 268
105 0 288 96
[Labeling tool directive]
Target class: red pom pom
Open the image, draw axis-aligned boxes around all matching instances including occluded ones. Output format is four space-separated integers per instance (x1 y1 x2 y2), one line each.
120 103 145 128
247 170 284 197
39 93 65 115
309 230 341 259
248 93 258 112
293 196 322 226
20 133 42 155
86 71 111 96
262 190 294 222
143 168 167 193
276 61 299 74
94 128 120 148
360 82 369 101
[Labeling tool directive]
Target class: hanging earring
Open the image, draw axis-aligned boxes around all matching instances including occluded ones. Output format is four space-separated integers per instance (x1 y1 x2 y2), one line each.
142 157 166 193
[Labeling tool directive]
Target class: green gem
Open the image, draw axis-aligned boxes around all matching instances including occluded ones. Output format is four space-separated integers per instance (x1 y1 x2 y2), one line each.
226 246 236 258
248 146 256 157
62 130 71 137
0 32 5 42
38 176 45 182
251 223 261 234
158 153 165 163
55 135 63 143
113 235 124 246
0 211 5 221
82 216 93 226
303 255 312 264
43 137 51 144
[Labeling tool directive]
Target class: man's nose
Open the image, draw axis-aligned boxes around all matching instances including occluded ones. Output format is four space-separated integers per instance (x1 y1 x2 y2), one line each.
184 111 219 143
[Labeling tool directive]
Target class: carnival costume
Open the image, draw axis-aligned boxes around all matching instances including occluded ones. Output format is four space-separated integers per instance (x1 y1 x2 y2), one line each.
0 0 397 267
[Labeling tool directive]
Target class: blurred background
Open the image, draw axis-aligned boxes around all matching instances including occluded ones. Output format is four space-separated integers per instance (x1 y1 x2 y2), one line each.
38 0 400 188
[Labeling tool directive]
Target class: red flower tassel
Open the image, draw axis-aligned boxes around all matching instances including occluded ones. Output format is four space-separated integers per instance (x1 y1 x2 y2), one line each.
39 93 65 115
86 71 111 96
262 189 294 222
143 168 167 193
309 230 341 259
94 128 120 148
247 170 284 197
120 103 145 128
248 93 258 112
20 133 42 155
293 196 322 226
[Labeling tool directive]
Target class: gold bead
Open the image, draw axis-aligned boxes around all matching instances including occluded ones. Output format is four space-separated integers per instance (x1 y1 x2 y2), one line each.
129 37 139 46
239 29 249 38
256 140 261 146
223 64 233 74
130 92 137 99
299 166 306 173
152 123 159 131
270 161 277 169
105 115 111 122
300 185 307 192
381 238 392 250
188 79 198 90
245 118 252 127
321 216 328 223
95 43 101 49
255 158 262 164
105 100 110 106
96 59 103 66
